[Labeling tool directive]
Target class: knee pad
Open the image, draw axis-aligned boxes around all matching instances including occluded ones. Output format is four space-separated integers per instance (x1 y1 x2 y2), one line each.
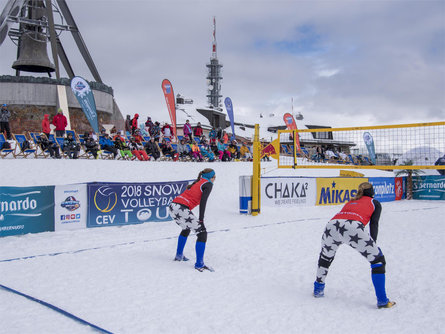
197 230 207 243
180 229 191 237
371 255 386 274
318 254 334 269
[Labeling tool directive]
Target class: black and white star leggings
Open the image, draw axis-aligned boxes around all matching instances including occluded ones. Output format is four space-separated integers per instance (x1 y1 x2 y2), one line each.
316 219 381 284
168 202 206 234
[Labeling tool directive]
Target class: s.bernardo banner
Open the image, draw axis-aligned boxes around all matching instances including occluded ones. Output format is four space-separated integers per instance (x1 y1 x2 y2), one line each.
0 186 55 237
413 175 445 200
87 181 190 227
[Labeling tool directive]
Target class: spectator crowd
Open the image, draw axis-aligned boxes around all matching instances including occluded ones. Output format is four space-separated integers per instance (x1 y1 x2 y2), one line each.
0 111 254 162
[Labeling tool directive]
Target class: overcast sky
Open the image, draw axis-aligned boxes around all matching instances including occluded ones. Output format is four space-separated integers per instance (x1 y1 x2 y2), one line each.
1 0 444 128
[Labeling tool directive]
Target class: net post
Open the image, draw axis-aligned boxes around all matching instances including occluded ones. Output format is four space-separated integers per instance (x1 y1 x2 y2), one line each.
251 124 261 216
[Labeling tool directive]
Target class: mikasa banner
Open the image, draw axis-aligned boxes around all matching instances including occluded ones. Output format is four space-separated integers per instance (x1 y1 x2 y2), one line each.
261 177 316 207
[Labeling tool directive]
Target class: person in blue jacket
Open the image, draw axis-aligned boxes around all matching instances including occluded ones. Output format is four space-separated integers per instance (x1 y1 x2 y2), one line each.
435 154 445 175
99 132 118 159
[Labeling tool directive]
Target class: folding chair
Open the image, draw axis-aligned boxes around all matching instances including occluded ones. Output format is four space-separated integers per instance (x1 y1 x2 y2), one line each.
54 136 69 158
0 133 15 158
76 134 95 159
29 132 51 158
348 154 359 165
281 144 292 156
13 134 36 158
66 130 78 141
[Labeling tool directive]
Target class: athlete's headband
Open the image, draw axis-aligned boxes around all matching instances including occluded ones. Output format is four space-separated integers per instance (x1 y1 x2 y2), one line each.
201 170 215 181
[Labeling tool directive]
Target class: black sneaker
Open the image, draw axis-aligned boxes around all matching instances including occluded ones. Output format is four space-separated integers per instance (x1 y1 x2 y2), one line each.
195 265 214 272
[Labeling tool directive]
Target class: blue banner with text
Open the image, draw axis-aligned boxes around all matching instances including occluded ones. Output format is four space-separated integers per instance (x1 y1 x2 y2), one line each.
0 186 55 237
87 181 190 227
413 175 445 200
369 177 396 202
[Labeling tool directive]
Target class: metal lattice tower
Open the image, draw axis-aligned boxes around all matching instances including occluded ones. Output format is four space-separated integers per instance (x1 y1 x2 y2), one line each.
0 0 103 82
206 16 223 110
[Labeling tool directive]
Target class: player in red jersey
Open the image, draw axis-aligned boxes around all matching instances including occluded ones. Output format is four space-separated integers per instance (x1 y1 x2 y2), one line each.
313 182 395 308
169 168 215 271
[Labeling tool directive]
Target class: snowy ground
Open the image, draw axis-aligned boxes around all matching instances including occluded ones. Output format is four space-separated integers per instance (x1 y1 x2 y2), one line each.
0 160 444 333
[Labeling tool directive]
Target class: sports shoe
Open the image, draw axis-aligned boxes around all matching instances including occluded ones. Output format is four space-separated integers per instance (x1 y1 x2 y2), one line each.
378 301 396 309
195 265 214 272
313 281 325 298
174 254 189 261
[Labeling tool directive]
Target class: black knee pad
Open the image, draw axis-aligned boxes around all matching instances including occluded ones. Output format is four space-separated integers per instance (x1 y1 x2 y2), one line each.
318 254 334 269
371 255 386 274
197 230 207 243
180 229 191 237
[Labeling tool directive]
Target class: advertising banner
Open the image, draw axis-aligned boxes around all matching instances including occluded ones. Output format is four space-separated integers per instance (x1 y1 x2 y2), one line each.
283 113 297 130
0 186 54 237
70 76 99 133
161 79 177 138
316 178 367 206
413 175 445 200
395 177 405 200
87 181 190 228
283 113 301 152
54 184 87 231
363 132 376 165
239 175 252 214
262 177 316 207
224 97 236 141
369 177 396 202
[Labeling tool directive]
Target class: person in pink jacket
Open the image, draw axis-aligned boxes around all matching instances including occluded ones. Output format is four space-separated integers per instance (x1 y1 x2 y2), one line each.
183 119 193 142
41 114 51 138
52 108 68 137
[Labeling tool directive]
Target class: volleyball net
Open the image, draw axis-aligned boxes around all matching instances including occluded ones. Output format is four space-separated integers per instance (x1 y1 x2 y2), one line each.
276 121 445 170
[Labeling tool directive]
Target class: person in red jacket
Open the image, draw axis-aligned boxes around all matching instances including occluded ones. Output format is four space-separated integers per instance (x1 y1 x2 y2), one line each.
131 113 139 134
41 114 51 138
52 108 68 137
313 182 395 308
193 122 203 138
168 168 215 272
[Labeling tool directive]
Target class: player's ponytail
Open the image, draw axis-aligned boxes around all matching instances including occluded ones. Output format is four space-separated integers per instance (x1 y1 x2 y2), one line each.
351 182 374 201
186 168 215 189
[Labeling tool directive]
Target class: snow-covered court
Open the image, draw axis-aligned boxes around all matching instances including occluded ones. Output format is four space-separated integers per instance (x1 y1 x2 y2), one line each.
0 160 444 333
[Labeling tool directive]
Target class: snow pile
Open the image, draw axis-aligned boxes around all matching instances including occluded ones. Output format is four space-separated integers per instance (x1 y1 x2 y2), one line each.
0 160 444 333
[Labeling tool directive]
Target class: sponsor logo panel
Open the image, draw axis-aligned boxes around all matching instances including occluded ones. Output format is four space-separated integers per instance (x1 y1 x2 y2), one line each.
413 176 445 200
316 178 367 206
87 181 189 228
369 177 396 202
261 177 316 207
0 186 55 237
54 184 87 231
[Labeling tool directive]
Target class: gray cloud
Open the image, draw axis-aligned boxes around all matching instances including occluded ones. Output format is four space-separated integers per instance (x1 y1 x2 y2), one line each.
1 0 443 128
